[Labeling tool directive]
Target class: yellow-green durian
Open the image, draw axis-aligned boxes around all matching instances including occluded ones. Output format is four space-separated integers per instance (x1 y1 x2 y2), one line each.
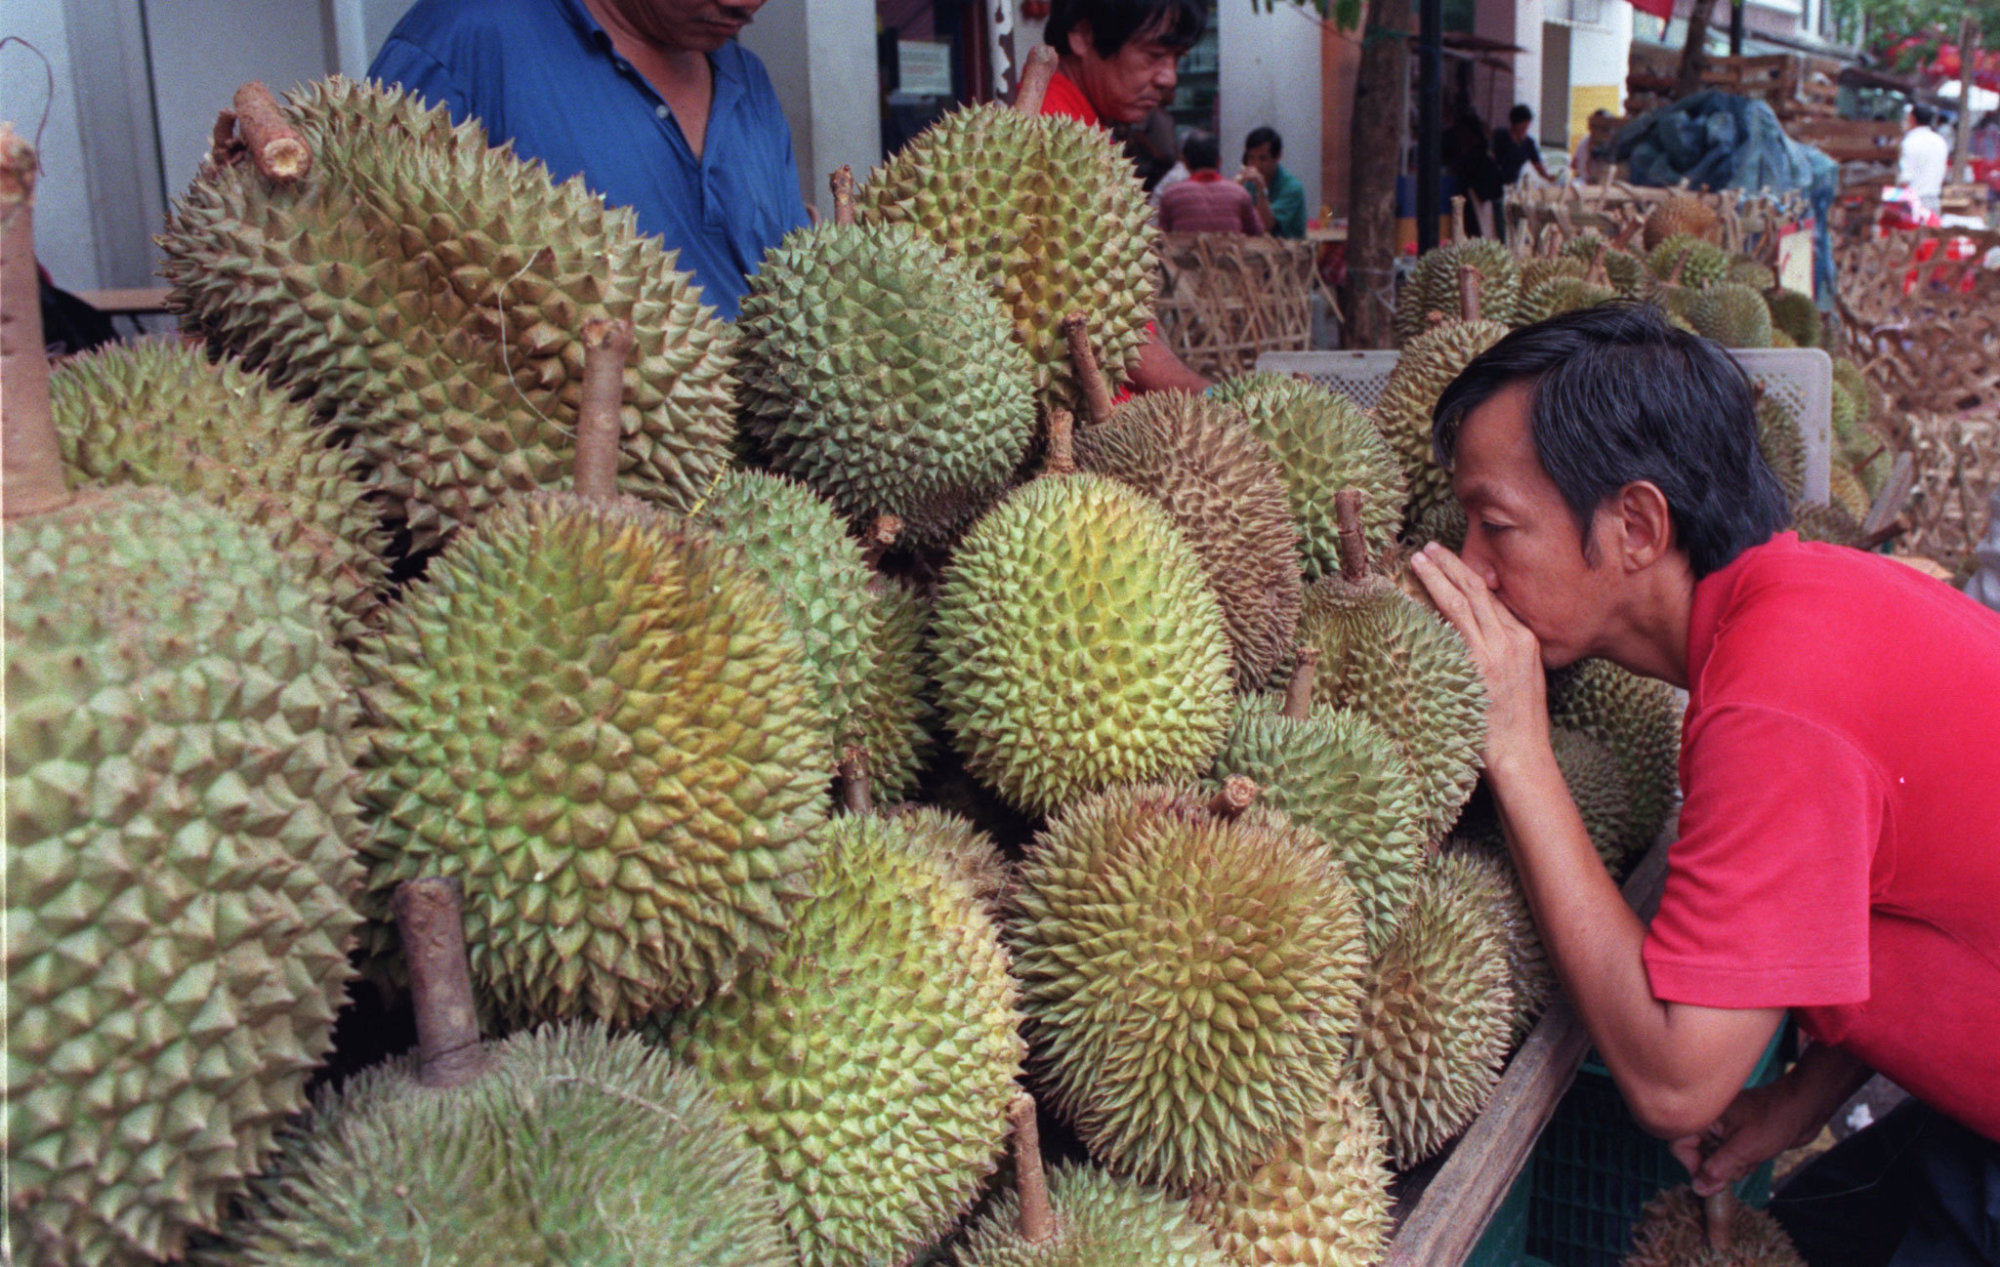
956 1163 1230 1267
1546 658 1683 857
1374 318 1511 529
1394 240 1522 343
1622 1187 1807 1267
1687 283 1775 348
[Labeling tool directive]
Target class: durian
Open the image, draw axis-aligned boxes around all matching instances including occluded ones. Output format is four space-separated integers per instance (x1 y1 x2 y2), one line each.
1438 844 1553 1041
1642 195 1719 250
1522 275 1618 324
859 576 935 804
957 1162 1229 1267
1764 288 1819 347
1647 234 1731 288
1552 724 1638 871
1755 390 1806 502
1728 258 1778 292
1790 498 1862 546
1622 1187 1806 1267
1375 311 1511 530
1394 238 1521 343
1687 283 1774 348
1828 459 1873 521
1519 255 1587 294
1546 658 1683 856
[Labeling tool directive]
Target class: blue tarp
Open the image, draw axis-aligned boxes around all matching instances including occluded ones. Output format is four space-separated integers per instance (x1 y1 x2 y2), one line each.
1613 90 1841 301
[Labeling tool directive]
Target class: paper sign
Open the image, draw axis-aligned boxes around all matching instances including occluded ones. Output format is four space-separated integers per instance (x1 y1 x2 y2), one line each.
898 41 953 98
1777 224 1814 297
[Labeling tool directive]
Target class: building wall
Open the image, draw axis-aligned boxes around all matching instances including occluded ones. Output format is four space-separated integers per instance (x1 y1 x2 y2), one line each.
3 0 104 290
1219 1 1323 214
741 0 879 210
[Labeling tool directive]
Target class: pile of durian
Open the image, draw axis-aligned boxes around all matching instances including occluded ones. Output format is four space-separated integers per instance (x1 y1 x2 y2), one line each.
1392 193 1899 550
7 62 1681 1267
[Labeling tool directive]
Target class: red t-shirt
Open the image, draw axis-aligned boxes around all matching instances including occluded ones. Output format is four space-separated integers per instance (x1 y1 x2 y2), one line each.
1643 533 2000 1141
1039 69 1100 125
1157 171 1261 234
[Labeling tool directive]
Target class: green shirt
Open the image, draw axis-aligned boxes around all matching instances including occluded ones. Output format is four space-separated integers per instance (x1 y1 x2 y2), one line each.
1268 163 1307 239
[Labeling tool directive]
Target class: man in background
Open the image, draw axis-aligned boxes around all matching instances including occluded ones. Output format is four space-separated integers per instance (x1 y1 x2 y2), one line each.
1158 132 1258 234
1493 103 1553 187
369 0 806 321
1240 125 1306 238
1899 101 1950 218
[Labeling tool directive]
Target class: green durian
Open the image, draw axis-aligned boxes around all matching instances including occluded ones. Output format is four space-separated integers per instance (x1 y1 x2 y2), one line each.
1790 498 1863 546
1830 357 1880 430
198 1026 792 1266
8 490 361 1267
1647 234 1731 288
859 576 935 804
1394 240 1521 343
932 472 1234 815
1010 784 1369 1187
1074 391 1303 686
48 341 387 638
160 78 735 550
1522 275 1618 323
1374 318 1511 529
1546 658 1683 856
956 1163 1230 1267
1560 232 1614 274
1402 495 1469 553
1828 460 1873 520
735 220 1035 542
1208 372 1407 577
659 809 1025 1267
1687 283 1775 348
1552 724 1637 872
1764 287 1819 347
1622 1187 1806 1267
357 493 831 1025
1728 258 1779 292
1519 255 1587 294
1438 844 1553 1041
1603 249 1654 298
1756 391 1806 501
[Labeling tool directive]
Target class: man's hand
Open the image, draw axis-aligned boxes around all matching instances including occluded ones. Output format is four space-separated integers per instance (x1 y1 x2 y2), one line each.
1236 169 1267 200
1669 1080 1824 1197
1408 542 1549 774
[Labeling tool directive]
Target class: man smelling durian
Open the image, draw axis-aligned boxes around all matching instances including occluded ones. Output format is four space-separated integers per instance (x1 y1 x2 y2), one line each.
1408 304 2000 1267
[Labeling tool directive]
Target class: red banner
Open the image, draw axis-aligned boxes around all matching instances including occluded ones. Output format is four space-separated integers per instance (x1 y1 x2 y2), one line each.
1626 0 1678 19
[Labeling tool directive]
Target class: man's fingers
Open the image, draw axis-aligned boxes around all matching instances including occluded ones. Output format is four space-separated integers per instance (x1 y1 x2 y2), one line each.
1408 550 1483 647
1415 544 1510 645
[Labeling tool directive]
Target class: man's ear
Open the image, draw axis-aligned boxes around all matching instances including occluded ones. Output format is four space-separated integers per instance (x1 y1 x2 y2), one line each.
1066 19 1094 60
1613 480 1675 570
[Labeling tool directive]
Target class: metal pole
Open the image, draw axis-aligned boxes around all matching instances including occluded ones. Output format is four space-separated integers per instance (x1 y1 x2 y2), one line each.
1416 0 1443 253
1729 1 1744 57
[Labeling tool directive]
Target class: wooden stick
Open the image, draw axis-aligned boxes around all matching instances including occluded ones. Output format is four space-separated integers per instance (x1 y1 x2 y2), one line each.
1334 489 1369 583
1281 647 1320 720
839 746 873 815
1060 312 1115 427
1009 1094 1056 1244
231 82 311 182
573 318 634 501
1457 263 1483 324
1013 45 1058 117
1041 406 1077 478
829 165 856 228
1449 194 1467 246
1208 775 1259 818
0 125 67 521
392 878 489 1089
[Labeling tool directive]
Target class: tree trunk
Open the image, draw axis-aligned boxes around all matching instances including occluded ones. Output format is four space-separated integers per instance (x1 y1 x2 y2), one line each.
1341 0 1410 350
1674 0 1712 100
1955 9 1978 180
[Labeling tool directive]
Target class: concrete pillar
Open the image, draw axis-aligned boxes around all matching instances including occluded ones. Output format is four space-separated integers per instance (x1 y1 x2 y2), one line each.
1218 1 1322 215
742 0 881 211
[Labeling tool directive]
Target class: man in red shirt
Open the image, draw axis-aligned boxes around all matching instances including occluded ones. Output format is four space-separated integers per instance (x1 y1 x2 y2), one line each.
1408 303 2000 1266
1157 132 1260 234
1041 0 1211 394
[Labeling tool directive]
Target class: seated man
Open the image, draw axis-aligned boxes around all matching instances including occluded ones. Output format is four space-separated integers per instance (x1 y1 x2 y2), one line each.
1157 132 1259 234
369 0 807 320
1240 125 1307 239
1411 304 2000 1267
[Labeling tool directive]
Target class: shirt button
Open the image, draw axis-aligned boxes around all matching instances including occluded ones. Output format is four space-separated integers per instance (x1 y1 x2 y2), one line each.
656 105 669 119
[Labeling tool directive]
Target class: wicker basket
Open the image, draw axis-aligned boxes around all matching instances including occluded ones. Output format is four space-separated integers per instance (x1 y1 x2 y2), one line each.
1153 233 1327 380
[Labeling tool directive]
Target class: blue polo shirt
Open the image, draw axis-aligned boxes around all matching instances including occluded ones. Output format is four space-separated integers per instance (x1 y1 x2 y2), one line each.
368 0 809 319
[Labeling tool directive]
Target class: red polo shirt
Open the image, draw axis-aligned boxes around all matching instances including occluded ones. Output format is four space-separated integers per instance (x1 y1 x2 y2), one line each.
1643 533 2000 1141
1041 69 1100 125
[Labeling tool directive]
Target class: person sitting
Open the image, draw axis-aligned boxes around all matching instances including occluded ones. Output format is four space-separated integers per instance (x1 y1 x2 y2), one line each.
1156 131 1259 234
368 0 806 321
1240 125 1307 239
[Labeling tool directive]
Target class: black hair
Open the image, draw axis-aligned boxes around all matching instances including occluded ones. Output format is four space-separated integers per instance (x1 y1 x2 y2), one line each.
1045 0 1207 59
1431 303 1788 579
1245 126 1283 157
1510 103 1534 125
1911 102 1935 127
1182 130 1221 170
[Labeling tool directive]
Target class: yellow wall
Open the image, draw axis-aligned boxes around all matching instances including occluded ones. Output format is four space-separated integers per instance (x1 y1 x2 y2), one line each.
1568 84 1624 156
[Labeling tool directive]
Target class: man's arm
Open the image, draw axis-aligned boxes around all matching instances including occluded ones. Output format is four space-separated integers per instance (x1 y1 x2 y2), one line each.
1128 330 1212 394
1239 171 1276 233
1669 1041 1873 1196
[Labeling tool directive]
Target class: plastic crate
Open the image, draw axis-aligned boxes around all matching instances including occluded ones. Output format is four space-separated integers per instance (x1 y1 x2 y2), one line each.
1524 1025 1788 1267
1466 1163 1540 1267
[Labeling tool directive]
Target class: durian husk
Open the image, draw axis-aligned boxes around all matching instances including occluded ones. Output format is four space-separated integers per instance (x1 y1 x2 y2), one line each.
1437 843 1553 1041
956 1163 1231 1267
1828 460 1872 521
1643 195 1719 251
1755 392 1807 502
1394 241 1521 343
1647 234 1731 288
860 576 935 804
1764 288 1819 348
1790 498 1862 546
1374 319 1511 530
1622 1187 1806 1267
1551 724 1637 872
1546 658 1683 858
1521 276 1618 324
1686 284 1774 348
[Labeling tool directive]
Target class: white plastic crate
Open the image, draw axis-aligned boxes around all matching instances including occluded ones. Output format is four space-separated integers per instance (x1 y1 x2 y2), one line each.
1254 347 1833 505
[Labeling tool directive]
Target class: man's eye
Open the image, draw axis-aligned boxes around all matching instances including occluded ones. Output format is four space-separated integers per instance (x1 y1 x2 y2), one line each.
1481 521 1511 535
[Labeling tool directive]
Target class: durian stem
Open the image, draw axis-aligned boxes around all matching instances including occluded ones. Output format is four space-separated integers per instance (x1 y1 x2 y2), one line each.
1281 647 1320 720
829 165 856 228
1013 45 1058 116
230 82 311 181
0 125 67 522
839 746 874 815
1059 312 1115 427
1457 263 1483 325
1208 775 1259 818
392 877 490 1089
1334 488 1370 583
1041 406 1077 478
1009 1094 1056 1244
1450 194 1466 246
1703 1188 1735 1252
573 317 635 501
861 513 903 570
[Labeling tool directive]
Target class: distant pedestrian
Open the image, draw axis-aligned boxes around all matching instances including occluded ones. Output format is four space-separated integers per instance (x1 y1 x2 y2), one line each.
1157 131 1259 234
1493 104 1553 186
1898 102 1949 216
1239 125 1307 238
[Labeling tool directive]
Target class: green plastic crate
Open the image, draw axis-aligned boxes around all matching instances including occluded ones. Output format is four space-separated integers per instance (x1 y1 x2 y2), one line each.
1525 1025 1788 1267
1466 1162 1533 1267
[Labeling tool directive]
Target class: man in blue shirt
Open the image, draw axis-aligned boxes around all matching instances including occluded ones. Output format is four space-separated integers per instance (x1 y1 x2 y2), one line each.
369 0 808 320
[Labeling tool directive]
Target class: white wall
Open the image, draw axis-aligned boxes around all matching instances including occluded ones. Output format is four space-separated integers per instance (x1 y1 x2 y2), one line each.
1217 0 1322 214
2 1 104 291
742 0 879 211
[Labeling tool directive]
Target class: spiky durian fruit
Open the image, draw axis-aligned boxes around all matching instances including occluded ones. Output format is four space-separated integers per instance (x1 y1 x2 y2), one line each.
1519 256 1587 294
933 473 1234 815
1552 724 1637 871
1764 288 1818 348
1647 234 1731 288
1642 195 1718 251
735 221 1036 542
1393 240 1521 343
160 78 735 549
957 1164 1230 1267
1075 392 1302 686
1604 249 1653 298
1403 496 1469 553
1561 231 1614 273
1437 844 1552 1041
1622 1187 1806 1267
860 104 1154 412
1374 318 1511 528
685 470 881 777
1828 460 1873 520
1728 258 1779 292
1830 357 1880 430
1347 858 1515 1169
1755 392 1806 501
1546 659 1683 856
1687 283 1775 348
357 493 831 1025
198 1026 791 1266
1010 785 1369 1187
48 341 387 637
7 490 361 1267
1521 276 1618 324
1208 372 1406 577
1211 694 1427 947
860 577 934 804
1187 1081 1394 1267
1791 498 1862 546
658 809 1024 1267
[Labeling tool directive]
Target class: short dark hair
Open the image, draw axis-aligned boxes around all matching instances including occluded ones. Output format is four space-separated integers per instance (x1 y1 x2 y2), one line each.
1045 0 1206 59
1182 130 1220 171
1245 126 1282 157
1911 102 1935 127
1510 103 1534 125
1431 303 1788 578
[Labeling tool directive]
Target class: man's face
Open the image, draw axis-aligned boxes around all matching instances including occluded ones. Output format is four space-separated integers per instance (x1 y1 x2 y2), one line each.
1066 20 1183 125
1450 382 1618 669
1510 118 1532 141
1243 142 1278 185
601 0 767 53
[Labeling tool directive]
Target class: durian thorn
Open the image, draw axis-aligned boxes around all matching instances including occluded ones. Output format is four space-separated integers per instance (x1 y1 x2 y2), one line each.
573 317 635 501
1041 406 1077 478
1334 488 1370 583
1281 647 1320 720
1208 775 1260 818
230 82 311 182
1059 312 1115 427
861 512 903 570
1014 45 1058 116
1457 263 1483 324
1449 195 1467 245
829 164 856 227
1009 1094 1056 1244
392 877 491 1090
1703 1188 1736 1252
839 746 874 815
0 124 68 521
